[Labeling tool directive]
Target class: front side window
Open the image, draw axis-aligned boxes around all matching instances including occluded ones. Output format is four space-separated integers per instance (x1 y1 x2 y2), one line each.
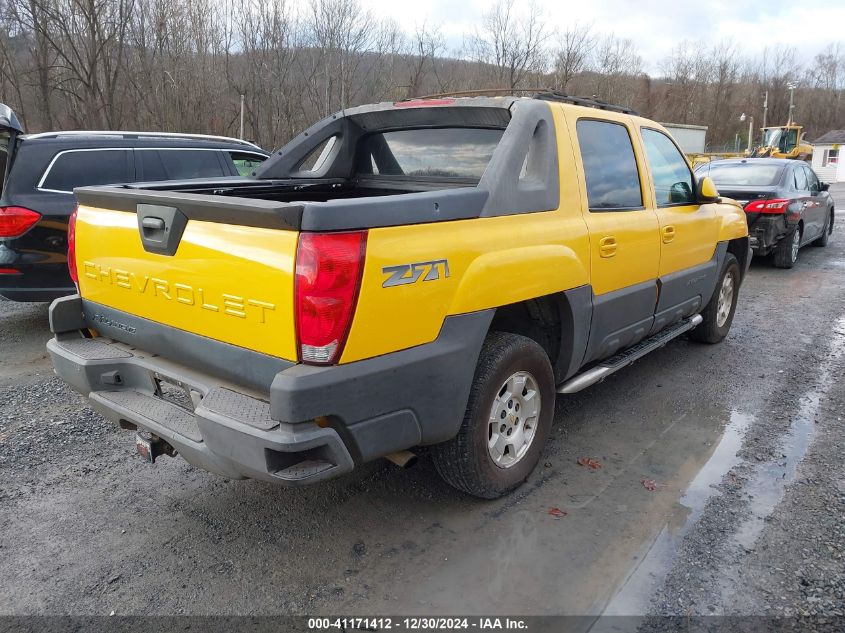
40 150 131 192
358 128 504 180
641 128 695 206
576 119 643 210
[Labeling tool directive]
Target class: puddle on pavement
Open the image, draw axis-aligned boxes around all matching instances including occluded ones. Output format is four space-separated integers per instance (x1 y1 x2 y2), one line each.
599 411 753 617
732 316 845 550
600 316 845 619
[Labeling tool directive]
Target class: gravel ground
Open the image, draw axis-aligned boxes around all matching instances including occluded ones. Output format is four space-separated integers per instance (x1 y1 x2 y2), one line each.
1 186 844 624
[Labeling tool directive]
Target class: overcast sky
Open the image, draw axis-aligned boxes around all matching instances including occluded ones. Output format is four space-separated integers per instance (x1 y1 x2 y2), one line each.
358 0 844 74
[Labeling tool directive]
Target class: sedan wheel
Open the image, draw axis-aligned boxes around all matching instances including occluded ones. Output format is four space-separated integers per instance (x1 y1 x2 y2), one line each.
773 226 801 269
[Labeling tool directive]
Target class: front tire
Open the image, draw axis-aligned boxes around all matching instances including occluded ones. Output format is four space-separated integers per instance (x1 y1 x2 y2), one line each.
432 332 554 499
690 253 740 344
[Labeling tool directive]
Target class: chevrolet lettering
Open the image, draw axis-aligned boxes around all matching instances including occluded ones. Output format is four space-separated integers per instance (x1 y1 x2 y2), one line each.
82 261 277 323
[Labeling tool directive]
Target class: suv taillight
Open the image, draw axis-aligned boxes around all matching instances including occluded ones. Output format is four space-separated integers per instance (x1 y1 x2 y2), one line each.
744 199 790 214
295 231 367 364
67 207 78 284
0 206 41 237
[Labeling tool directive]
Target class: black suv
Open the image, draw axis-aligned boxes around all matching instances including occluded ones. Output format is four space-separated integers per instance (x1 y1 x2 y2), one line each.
0 105 268 301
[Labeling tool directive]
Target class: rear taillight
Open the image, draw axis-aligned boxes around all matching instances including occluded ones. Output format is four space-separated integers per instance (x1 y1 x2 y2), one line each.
67 207 78 284
744 199 791 214
295 231 367 364
0 206 41 237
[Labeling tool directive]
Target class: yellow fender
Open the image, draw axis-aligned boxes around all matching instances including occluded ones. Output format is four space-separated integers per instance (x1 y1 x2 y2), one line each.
448 244 589 315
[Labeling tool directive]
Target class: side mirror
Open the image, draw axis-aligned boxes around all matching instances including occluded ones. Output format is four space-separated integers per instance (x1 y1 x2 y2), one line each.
669 181 693 203
820 182 830 192
697 176 721 203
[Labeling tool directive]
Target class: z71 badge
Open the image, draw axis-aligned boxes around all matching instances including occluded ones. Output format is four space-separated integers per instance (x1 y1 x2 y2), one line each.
382 259 450 287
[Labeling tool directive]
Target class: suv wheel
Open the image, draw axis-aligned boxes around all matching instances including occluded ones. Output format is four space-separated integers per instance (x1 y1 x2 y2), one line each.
432 332 554 499
690 253 740 344
773 226 801 269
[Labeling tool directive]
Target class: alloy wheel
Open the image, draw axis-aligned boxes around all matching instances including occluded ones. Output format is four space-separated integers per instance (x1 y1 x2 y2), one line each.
487 371 541 469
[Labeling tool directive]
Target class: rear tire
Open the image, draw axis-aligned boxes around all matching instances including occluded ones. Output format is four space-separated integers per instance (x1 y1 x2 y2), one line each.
812 210 833 247
773 225 801 269
690 253 740 344
432 332 554 499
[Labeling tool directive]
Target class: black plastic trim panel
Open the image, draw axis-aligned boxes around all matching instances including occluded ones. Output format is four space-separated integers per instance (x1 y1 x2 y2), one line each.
74 299 294 391
75 186 303 230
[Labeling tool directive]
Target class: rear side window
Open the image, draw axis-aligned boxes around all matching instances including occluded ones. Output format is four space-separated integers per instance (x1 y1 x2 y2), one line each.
138 149 228 181
641 128 695 205
804 165 820 192
228 151 266 176
792 166 808 191
576 120 643 210
40 149 131 192
357 128 504 179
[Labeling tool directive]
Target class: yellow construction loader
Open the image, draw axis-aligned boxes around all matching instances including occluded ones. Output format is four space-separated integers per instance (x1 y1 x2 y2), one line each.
750 124 812 160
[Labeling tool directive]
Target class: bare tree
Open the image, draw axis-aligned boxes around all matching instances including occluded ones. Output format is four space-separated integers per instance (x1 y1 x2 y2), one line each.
467 0 550 90
588 34 642 105
553 22 594 92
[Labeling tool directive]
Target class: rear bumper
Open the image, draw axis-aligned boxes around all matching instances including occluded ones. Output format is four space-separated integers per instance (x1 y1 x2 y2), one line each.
48 295 492 484
0 227 75 302
747 215 791 255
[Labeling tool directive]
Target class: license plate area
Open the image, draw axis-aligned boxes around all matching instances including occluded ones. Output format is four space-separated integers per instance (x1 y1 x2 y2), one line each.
152 373 200 412
135 432 154 462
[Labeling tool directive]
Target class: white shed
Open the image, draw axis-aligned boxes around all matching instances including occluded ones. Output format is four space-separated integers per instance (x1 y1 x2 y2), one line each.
660 123 708 154
811 130 845 183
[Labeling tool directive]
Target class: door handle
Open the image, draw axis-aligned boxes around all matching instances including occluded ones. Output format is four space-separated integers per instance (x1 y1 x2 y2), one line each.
599 236 617 258
662 225 676 243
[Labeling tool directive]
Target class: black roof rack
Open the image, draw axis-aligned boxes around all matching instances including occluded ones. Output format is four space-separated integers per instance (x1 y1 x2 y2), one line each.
406 88 548 100
533 91 638 115
404 88 637 115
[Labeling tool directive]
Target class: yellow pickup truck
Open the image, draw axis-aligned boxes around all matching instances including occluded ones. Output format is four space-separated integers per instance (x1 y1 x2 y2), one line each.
48 93 749 498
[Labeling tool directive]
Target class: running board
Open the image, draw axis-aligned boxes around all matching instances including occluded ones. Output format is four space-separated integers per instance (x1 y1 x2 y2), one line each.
557 314 703 394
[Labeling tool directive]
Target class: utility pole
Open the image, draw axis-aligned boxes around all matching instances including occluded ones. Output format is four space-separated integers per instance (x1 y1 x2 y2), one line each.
747 116 754 152
239 94 245 140
787 82 796 125
740 113 754 152
762 90 768 137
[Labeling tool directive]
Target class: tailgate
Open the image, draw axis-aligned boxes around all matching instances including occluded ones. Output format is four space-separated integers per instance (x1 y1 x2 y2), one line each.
74 194 299 362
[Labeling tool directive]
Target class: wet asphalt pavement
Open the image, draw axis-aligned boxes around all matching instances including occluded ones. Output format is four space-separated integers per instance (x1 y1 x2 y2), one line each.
1 186 844 620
